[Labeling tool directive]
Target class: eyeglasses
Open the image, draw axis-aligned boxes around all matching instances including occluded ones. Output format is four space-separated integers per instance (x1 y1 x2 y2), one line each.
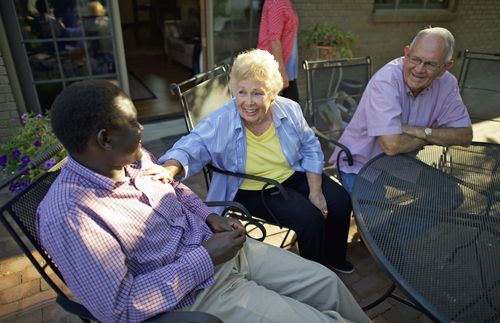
407 55 445 72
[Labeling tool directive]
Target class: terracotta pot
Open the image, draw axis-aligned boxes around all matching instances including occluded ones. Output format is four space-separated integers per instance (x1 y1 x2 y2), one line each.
315 46 336 59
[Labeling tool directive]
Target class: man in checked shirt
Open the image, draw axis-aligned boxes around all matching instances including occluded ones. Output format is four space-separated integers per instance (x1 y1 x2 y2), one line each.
37 80 370 323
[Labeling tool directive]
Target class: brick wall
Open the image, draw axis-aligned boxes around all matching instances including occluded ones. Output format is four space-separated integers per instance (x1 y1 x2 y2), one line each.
0 50 21 145
294 0 500 103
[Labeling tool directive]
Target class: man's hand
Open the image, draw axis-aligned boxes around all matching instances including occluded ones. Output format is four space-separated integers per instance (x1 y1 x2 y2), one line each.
206 214 245 233
203 229 246 265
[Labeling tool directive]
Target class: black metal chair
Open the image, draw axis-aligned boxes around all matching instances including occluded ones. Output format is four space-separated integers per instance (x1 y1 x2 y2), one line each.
458 50 500 123
0 145 224 322
302 57 372 179
170 65 296 247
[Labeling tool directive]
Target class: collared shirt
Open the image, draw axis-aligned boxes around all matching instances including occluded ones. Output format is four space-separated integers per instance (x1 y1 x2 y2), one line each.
331 57 471 174
158 96 324 213
257 0 299 67
37 150 215 323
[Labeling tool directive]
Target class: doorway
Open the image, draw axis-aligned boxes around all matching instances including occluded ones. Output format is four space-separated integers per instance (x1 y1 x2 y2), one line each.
119 0 197 122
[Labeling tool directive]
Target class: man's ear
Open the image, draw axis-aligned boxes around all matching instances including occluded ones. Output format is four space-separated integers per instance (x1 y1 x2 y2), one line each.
96 129 113 150
439 59 454 77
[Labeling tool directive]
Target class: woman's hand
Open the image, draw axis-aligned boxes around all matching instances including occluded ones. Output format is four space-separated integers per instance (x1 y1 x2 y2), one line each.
309 191 328 219
306 172 328 218
142 164 175 184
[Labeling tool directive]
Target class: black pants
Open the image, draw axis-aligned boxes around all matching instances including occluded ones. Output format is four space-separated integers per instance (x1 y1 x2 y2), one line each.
234 171 352 267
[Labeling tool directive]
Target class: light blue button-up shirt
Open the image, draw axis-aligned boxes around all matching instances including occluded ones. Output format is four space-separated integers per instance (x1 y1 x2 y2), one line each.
159 96 324 212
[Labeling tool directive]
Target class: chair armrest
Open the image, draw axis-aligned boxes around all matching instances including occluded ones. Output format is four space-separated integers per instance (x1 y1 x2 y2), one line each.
56 294 96 321
145 311 222 323
57 295 223 323
311 126 353 167
206 164 289 200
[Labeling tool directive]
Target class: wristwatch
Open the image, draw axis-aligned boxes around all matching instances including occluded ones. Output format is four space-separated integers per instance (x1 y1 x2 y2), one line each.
424 127 432 138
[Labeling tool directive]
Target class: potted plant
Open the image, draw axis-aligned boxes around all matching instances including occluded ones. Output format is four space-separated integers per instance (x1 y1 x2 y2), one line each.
302 23 357 59
0 113 66 193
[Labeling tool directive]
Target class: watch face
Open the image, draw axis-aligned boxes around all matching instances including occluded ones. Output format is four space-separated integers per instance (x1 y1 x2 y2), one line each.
425 128 432 136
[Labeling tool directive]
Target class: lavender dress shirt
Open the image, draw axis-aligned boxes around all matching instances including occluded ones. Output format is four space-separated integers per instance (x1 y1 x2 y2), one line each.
331 57 471 174
37 150 215 323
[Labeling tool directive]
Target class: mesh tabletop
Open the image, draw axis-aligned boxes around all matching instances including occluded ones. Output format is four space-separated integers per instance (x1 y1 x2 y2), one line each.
352 143 500 322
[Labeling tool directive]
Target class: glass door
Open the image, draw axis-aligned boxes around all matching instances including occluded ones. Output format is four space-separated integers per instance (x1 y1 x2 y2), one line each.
205 0 263 69
0 0 127 113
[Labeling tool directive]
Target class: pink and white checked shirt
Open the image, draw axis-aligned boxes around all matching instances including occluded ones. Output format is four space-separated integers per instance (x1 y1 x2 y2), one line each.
257 0 298 65
37 150 215 323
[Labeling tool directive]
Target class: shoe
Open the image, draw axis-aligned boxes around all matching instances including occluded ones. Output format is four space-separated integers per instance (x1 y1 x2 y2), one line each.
330 261 354 274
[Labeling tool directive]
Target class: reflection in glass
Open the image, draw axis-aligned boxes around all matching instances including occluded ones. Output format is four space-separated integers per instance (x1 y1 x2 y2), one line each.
51 0 83 38
26 41 61 81
87 39 115 75
16 0 65 40
212 0 262 66
36 82 63 112
83 1 111 37
399 0 424 9
427 0 450 9
58 41 89 77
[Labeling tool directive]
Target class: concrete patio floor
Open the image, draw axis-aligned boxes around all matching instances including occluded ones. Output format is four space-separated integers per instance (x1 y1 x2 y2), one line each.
1 117 498 323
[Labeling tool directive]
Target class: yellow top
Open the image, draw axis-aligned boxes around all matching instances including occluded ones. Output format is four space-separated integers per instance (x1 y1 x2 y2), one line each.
240 124 294 190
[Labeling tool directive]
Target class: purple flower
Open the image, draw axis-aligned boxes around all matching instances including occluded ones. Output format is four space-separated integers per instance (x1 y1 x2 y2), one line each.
43 158 56 169
18 164 27 171
19 179 31 190
9 181 19 193
35 114 43 119
21 156 31 165
0 155 7 168
34 140 42 148
12 149 21 158
21 113 28 124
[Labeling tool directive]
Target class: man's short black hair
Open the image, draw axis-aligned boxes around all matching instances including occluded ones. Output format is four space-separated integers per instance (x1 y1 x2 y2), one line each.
51 79 129 153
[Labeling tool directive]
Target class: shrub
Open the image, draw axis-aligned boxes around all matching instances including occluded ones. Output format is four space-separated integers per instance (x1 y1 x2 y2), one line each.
0 113 66 193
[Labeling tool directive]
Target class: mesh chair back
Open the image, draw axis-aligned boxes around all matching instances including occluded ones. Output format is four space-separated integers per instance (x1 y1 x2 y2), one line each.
171 64 231 131
303 56 372 139
458 50 500 122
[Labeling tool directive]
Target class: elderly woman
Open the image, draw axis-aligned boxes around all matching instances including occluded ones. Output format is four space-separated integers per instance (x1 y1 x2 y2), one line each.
157 49 353 273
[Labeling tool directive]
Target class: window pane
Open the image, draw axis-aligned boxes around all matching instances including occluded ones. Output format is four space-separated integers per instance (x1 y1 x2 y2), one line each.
213 0 260 65
427 0 450 9
25 41 61 81
374 0 397 9
16 0 65 40
399 0 425 9
58 41 89 77
51 0 84 38
87 39 115 75
35 82 63 112
83 1 111 37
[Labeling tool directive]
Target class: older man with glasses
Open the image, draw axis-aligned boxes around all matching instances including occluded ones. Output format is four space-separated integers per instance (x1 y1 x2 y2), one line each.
329 27 473 193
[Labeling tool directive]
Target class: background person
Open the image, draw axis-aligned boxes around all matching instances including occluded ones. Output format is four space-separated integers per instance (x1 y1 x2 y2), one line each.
157 49 354 274
257 0 299 102
331 27 473 193
37 79 370 323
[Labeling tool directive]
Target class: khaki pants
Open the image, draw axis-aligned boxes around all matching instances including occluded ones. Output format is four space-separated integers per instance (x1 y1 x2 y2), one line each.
181 239 370 323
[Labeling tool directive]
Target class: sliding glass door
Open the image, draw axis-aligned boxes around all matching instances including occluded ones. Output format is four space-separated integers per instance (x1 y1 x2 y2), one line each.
205 0 263 68
0 0 127 113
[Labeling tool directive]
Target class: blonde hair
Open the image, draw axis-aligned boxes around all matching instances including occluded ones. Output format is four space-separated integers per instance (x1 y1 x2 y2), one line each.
229 49 283 99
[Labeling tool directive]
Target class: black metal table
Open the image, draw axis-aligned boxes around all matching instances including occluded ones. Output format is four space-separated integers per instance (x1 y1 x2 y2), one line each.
352 143 500 322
